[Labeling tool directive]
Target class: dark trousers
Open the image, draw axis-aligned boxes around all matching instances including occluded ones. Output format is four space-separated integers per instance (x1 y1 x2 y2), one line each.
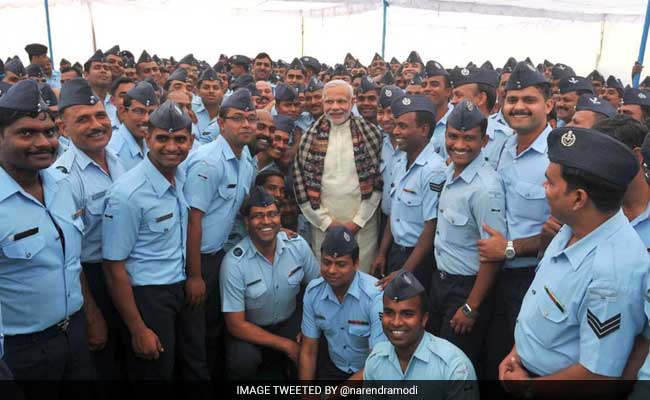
126 282 209 380
386 243 434 293
482 266 536 380
428 270 495 379
316 337 353 382
225 310 301 380
200 251 225 380
83 262 124 380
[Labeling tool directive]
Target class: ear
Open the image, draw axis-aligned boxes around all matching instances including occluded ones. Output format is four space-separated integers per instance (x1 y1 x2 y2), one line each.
217 117 226 131
572 188 589 211
56 117 67 136
421 312 429 329
476 91 488 108
480 132 489 148
633 147 644 166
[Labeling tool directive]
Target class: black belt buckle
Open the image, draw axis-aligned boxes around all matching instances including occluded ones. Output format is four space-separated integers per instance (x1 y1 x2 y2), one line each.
56 317 70 332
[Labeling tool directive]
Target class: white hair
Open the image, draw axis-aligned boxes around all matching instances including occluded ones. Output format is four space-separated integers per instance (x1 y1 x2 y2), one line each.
323 79 353 99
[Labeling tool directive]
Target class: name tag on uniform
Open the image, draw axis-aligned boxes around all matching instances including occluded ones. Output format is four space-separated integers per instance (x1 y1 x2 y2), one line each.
348 319 369 326
155 213 173 223
288 266 303 277
246 279 262 287
227 183 237 188
91 190 107 201
11 227 39 241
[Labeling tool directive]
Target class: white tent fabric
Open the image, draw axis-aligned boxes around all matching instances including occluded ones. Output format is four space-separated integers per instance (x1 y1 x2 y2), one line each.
0 0 647 82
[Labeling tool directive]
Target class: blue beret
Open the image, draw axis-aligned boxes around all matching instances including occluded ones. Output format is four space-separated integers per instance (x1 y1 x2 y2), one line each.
198 67 219 83
288 57 305 72
384 270 425 302
306 77 324 92
502 57 517 74
453 67 499 88
379 70 395 85
275 83 298 103
505 62 549 91
642 132 650 166
332 64 350 77
229 54 251 66
122 57 135 69
5 57 25 77
321 226 358 258
221 88 255 111
604 76 624 95
481 61 494 71
390 94 435 118
273 114 295 134
24 43 48 57
84 50 105 69
551 63 575 81
358 75 379 93
622 88 650 107
407 74 424 86
137 50 152 65
38 83 58 107
447 99 486 131
244 186 277 213
105 45 120 56
126 81 159 107
424 60 448 77
575 95 616 118
0 82 11 98
0 79 48 113
301 56 320 72
586 70 605 82
148 99 192 132
642 76 650 87
231 74 255 91
164 67 189 90
178 54 196 66
58 78 101 112
405 50 423 65
548 127 639 190
379 85 404 108
390 57 400 65
371 53 383 63
26 64 44 78
558 76 594 95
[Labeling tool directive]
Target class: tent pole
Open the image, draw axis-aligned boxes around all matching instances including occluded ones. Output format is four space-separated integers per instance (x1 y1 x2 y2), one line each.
44 0 54 63
381 0 388 59
634 0 650 88
301 13 304 57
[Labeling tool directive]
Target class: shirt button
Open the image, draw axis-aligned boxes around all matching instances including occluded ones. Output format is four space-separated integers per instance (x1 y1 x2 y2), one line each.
26 252 31 258
340 327 344 330
275 285 279 289
531 290 536 295
543 311 548 317
343 345 347 349
397 218 401 222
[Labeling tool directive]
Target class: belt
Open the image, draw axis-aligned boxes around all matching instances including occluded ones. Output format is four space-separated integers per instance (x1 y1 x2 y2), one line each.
202 249 225 258
437 270 476 284
502 266 537 274
392 243 413 253
6 311 80 345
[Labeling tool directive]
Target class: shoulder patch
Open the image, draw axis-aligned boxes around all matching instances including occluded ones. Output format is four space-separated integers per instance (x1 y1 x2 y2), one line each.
233 247 243 257
587 309 621 339
429 181 444 192
306 276 326 292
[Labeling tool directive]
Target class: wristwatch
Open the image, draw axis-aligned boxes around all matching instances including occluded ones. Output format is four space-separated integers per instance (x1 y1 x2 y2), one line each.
461 303 479 319
505 240 516 260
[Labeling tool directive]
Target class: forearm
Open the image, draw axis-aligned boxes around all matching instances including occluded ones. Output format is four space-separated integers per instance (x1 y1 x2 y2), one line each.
225 317 292 354
403 220 435 272
351 192 381 228
298 341 318 381
513 234 541 258
102 260 146 335
466 262 501 311
80 271 103 320
378 219 393 258
299 202 333 232
187 210 203 278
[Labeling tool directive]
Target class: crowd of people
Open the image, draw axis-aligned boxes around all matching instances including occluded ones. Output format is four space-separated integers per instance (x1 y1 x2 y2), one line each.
2 41 650 399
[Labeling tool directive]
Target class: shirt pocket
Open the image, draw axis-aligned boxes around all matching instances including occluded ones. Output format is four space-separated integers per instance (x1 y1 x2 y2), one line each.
148 211 178 234
348 323 371 352
440 208 470 245
218 185 236 201
86 191 107 216
245 278 267 310
399 193 423 223
512 181 547 220
287 266 304 287
530 289 570 347
2 233 46 260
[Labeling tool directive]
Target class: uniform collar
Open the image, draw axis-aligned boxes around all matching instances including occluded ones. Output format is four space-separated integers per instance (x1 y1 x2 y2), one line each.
630 201 650 227
192 95 207 113
246 231 288 260
118 123 146 157
216 134 237 161
387 331 433 373
436 104 453 128
446 153 485 184
411 141 437 168
68 141 112 171
507 124 551 158
321 271 361 303
551 209 628 271
0 166 59 204
142 156 174 198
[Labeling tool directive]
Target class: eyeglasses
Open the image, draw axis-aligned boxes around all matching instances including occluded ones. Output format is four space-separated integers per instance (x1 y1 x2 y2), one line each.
128 107 152 116
225 115 258 124
257 122 276 133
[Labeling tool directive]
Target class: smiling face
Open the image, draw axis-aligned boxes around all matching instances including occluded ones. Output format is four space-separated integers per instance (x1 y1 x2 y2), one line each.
120 99 157 141
503 85 553 136
60 102 112 155
145 126 192 173
0 113 58 171
320 253 358 291
555 91 580 123
445 125 487 169
323 84 353 125
382 295 428 350
245 203 281 245
393 112 429 153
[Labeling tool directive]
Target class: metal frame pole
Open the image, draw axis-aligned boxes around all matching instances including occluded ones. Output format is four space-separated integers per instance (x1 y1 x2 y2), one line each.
381 0 388 58
633 0 650 88
44 0 54 63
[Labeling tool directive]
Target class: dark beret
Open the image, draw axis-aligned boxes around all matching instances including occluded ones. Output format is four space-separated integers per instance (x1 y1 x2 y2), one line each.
331 64 350 77
390 57 399 64
229 54 251 66
24 43 48 57
306 77 324 92
384 270 425 302
453 67 499 88
622 88 650 107
275 83 299 103
548 127 639 190
321 225 358 258
148 99 192 132
137 50 153 64
575 94 616 118
26 64 44 78
502 57 517 74
405 51 423 65
379 85 404 108
126 81 159 107
641 76 650 88
372 53 383 63
288 57 305 72
300 56 320 72
5 57 26 77
391 94 435 118
378 70 395 85
358 75 379 93
273 114 295 133
164 67 190 91
558 76 594 95
58 78 101 112
105 45 120 56
221 88 255 111
551 63 575 81
178 54 196 66
84 50 105 69
231 74 255 91
604 75 624 95
481 61 494 71
38 83 58 107
505 62 549 91
0 79 48 113
447 99 486 131
198 67 219 83
586 70 605 82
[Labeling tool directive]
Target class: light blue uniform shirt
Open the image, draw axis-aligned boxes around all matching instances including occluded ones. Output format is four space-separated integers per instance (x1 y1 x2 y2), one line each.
295 112 313 133
484 110 514 170
635 274 650 382
364 331 477 381
191 96 221 145
497 125 552 268
302 272 387 373
0 304 3 358
515 210 649 377
220 232 319 326
183 134 255 254
46 69 61 89
107 123 147 171
0 167 84 335
435 155 507 275
51 143 125 263
631 202 650 250
105 101 120 131
389 142 446 247
430 104 453 161
380 133 403 216
57 135 70 157
102 156 188 286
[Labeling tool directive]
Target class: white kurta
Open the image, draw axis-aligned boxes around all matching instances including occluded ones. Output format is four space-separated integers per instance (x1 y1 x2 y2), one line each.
300 119 380 272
